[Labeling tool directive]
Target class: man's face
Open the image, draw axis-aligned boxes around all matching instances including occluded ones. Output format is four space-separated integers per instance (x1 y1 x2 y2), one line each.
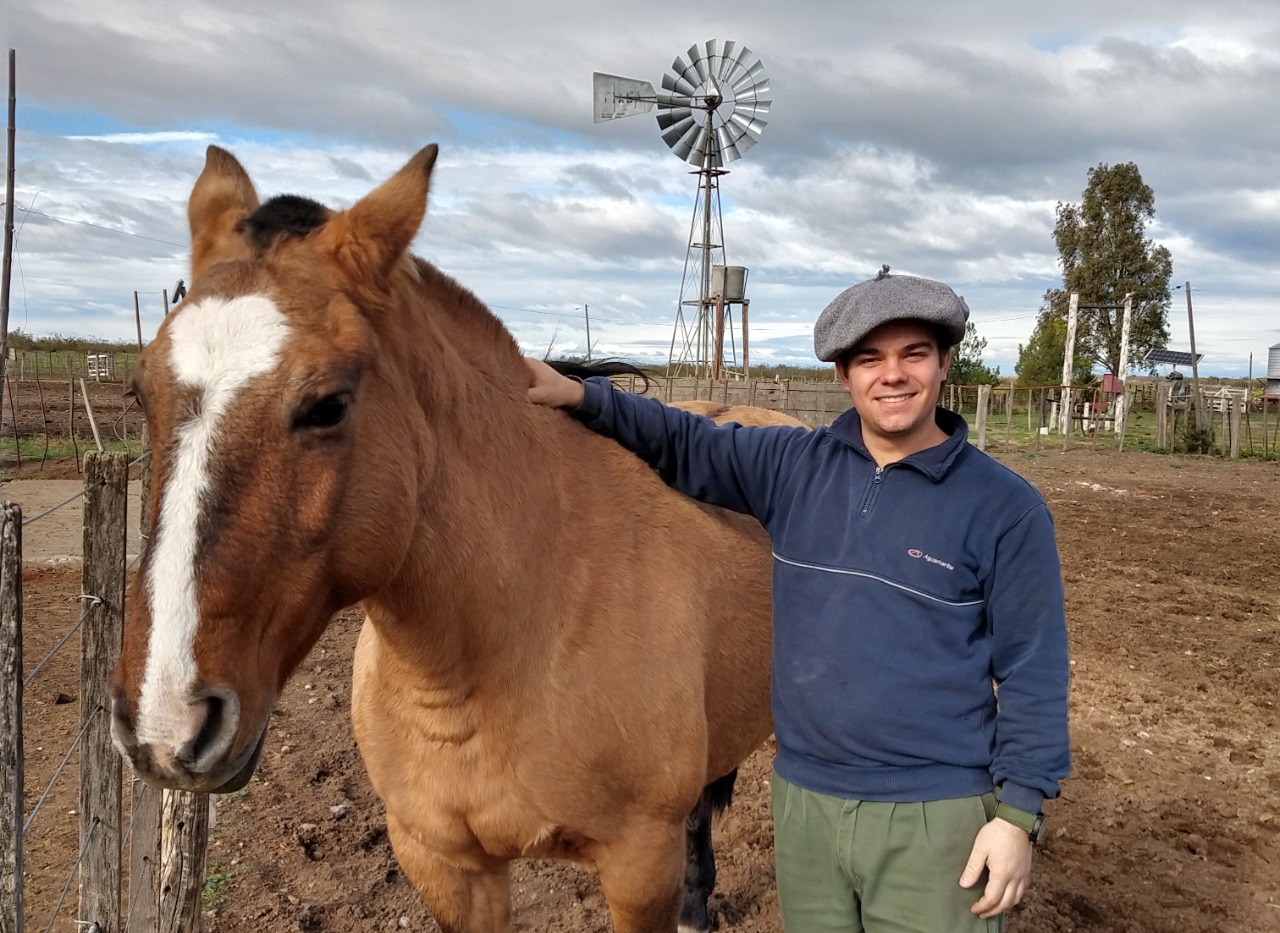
836 320 951 446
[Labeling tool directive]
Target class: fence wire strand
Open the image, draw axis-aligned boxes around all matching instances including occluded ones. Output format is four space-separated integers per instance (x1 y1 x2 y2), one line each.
24 705 101 834
23 595 102 688
40 815 100 933
17 449 148 529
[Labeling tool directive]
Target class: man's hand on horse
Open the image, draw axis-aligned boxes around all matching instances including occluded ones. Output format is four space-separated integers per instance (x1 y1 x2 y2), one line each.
524 357 585 409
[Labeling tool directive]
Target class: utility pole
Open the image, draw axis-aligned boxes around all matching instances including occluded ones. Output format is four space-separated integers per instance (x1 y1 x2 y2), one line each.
582 304 592 361
1185 281 1204 431
1 50 16 394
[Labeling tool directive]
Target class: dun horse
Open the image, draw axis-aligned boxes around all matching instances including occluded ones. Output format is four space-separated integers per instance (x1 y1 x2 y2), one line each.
109 145 803 933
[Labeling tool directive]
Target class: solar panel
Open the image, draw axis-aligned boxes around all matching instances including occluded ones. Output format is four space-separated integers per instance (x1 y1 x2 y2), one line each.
1144 348 1203 366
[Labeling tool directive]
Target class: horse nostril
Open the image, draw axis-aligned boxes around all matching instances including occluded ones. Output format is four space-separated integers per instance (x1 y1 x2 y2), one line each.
179 689 240 773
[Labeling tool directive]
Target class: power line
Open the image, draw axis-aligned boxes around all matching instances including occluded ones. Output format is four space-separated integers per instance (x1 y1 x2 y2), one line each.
1 203 186 248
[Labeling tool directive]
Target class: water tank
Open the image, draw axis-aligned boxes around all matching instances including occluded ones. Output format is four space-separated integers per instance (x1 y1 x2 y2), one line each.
1267 341 1280 397
710 265 748 301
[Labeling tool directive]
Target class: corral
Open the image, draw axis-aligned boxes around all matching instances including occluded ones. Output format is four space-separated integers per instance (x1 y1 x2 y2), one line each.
6 441 1279 932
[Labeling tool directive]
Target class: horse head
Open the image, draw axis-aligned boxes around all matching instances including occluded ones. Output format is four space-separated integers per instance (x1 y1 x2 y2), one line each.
110 145 442 792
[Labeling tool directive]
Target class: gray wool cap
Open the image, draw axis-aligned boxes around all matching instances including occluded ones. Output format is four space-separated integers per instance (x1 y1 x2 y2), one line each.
812 265 970 362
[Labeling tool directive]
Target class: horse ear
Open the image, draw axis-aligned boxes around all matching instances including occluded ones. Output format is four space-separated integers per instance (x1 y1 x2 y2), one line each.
188 146 260 281
326 144 439 278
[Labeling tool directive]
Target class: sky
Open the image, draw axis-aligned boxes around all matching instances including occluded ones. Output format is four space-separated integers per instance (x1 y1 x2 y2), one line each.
2 0 1277 378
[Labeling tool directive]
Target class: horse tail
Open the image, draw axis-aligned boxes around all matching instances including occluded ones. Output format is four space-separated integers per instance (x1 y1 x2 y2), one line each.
545 357 655 394
681 770 739 932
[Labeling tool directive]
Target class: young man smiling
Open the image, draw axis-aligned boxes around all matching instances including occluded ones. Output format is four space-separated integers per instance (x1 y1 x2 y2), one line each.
525 267 1070 932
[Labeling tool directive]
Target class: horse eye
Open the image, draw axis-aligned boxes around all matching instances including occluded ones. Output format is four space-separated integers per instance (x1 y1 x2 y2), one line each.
296 394 350 430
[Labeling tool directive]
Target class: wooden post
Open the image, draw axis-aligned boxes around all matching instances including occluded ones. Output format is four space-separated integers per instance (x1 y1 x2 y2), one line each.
134 292 144 352
1115 293 1133 438
976 384 991 451
1004 386 1013 448
1185 282 1205 431
0 504 24 933
1060 293 1079 436
741 299 749 380
130 425 162 931
1230 397 1241 459
1155 382 1169 450
5 376 18 471
80 453 127 933
158 790 210 933
79 378 105 453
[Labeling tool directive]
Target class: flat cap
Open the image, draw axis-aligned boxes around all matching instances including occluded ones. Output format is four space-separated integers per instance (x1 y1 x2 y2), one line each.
813 265 970 362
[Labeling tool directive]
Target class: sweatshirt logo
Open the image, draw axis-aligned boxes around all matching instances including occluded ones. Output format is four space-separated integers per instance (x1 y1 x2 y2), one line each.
908 548 955 571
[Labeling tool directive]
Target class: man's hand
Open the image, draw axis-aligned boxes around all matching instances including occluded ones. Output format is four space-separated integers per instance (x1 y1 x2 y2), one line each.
959 815 1033 919
524 357 585 409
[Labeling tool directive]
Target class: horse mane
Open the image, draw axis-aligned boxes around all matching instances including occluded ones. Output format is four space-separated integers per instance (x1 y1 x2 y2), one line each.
240 195 331 251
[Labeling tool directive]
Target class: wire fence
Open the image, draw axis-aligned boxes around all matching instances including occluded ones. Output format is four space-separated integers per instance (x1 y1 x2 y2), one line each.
1 452 209 933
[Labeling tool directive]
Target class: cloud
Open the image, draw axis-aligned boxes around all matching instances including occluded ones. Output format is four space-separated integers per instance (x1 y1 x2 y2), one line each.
2 0 1276 375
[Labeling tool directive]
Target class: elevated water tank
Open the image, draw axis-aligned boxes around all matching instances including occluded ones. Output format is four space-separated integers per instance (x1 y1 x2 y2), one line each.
710 265 748 302
1267 341 1280 397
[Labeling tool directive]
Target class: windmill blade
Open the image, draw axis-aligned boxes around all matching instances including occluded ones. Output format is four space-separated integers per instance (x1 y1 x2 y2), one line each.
655 90 698 110
717 40 740 78
656 106 693 132
668 122 708 163
662 115 699 152
730 60 767 95
661 71 700 100
714 125 744 163
728 110 768 139
687 124 714 166
734 78 771 102
686 44 709 84
723 43 754 79
702 39 723 84
670 53 699 87
732 98 772 121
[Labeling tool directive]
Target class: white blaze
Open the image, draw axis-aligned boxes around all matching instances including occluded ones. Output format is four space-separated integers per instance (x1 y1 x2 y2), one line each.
137 295 290 748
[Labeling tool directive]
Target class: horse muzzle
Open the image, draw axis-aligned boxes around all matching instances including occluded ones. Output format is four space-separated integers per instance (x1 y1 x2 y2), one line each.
110 688 268 794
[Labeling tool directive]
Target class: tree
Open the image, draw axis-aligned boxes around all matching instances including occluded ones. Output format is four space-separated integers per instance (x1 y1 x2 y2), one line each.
1046 162 1173 375
947 322 1000 386
1015 311 1094 387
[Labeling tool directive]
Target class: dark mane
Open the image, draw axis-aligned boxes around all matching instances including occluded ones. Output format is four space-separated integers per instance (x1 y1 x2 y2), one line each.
241 195 330 249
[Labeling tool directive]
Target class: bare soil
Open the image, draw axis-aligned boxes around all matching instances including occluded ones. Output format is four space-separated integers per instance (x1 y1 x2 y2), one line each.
9 448 1280 932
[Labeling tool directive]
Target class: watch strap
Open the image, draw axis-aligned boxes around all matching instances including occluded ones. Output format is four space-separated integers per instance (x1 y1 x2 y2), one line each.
994 802 1043 842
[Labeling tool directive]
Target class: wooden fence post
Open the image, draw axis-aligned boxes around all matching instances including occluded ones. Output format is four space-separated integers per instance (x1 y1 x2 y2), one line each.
1 504 24 933
130 431 162 932
975 385 991 451
80 453 127 933
1230 398 1241 459
158 791 210 933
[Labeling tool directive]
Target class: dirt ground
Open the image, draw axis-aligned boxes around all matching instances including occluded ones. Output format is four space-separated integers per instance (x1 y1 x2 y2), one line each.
7 446 1279 932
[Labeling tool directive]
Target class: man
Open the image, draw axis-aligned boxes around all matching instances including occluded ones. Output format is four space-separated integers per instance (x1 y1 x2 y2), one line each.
524 267 1070 932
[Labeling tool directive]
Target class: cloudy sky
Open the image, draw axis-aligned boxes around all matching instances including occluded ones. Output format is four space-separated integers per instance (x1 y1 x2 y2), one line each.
3 0 1277 376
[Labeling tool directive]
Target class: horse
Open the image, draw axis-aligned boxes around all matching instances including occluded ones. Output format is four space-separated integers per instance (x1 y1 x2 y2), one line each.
108 144 805 933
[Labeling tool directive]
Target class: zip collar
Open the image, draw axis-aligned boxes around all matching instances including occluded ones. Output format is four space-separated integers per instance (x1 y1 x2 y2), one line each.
826 406 970 481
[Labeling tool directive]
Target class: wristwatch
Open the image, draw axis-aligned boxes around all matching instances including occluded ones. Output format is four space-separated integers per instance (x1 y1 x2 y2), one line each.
994 802 1045 844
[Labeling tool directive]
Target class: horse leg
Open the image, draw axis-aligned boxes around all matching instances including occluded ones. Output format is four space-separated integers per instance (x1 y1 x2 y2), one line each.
595 818 687 933
387 815 511 933
680 770 738 933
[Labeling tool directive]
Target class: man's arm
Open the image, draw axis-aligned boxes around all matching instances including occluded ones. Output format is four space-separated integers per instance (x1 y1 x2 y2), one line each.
959 500 1070 917
524 357 805 521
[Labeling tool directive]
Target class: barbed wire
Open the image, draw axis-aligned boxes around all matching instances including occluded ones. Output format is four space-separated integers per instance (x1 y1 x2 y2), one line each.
24 706 101 834
23 595 102 688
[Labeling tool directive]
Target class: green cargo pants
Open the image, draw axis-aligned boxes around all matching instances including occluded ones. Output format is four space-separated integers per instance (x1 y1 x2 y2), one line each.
771 772 1004 933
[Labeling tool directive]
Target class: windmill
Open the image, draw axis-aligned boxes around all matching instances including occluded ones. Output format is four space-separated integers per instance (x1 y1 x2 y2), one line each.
593 40 770 378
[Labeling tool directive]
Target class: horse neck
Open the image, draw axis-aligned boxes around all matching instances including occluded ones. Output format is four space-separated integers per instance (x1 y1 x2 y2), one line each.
360 265 580 680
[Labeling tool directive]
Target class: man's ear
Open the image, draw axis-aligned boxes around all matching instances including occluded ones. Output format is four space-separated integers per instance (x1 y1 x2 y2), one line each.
939 347 953 380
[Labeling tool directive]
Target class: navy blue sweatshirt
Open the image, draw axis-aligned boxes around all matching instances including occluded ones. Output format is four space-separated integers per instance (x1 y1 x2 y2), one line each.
574 377 1070 815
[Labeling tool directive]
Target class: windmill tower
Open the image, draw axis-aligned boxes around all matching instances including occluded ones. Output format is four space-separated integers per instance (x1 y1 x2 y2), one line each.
593 40 770 378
